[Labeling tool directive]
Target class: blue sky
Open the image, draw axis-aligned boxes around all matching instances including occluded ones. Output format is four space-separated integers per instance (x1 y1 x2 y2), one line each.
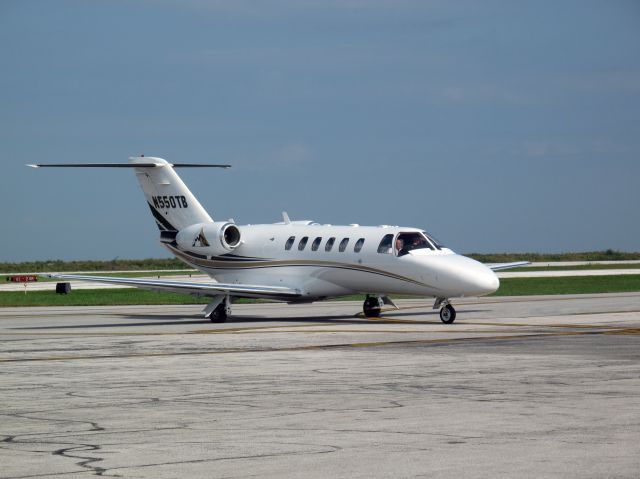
2 0 639 261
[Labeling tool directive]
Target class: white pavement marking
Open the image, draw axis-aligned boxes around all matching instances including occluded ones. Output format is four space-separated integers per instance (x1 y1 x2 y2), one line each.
498 269 640 278
527 260 640 266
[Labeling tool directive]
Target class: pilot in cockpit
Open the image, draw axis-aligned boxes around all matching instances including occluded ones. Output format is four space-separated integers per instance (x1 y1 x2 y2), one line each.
411 235 428 251
397 234 431 256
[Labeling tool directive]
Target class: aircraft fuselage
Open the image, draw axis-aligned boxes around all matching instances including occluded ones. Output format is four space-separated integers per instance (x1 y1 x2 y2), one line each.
166 223 500 301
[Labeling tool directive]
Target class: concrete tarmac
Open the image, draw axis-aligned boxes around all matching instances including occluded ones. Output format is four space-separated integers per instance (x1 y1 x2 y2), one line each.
1 293 640 478
4 267 640 291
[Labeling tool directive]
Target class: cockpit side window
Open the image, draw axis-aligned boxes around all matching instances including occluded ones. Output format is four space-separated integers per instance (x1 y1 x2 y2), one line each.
396 232 434 256
377 234 394 254
354 238 365 253
285 236 295 250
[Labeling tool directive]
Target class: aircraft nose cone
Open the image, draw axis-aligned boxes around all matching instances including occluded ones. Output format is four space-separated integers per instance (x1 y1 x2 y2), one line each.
454 257 499 296
430 255 500 297
473 267 500 295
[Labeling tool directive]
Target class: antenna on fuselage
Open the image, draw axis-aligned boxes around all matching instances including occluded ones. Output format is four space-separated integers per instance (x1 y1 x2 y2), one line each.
282 211 291 225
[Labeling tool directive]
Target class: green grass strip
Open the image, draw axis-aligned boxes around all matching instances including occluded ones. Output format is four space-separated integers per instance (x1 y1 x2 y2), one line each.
0 258 187 274
0 289 211 307
492 275 640 296
1 270 198 283
1 275 640 308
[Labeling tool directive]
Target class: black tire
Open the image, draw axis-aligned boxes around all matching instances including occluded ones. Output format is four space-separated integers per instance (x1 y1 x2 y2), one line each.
363 297 382 318
439 304 456 324
208 303 228 323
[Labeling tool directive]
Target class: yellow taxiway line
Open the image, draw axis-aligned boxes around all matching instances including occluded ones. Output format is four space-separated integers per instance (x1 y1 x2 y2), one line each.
2 326 639 363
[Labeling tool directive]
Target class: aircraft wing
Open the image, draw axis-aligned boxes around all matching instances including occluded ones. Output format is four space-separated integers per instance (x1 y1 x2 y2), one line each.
45 274 301 300
486 261 531 271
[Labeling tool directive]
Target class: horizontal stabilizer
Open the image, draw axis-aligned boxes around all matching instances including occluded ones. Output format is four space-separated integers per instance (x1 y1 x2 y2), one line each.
27 163 231 168
171 164 231 168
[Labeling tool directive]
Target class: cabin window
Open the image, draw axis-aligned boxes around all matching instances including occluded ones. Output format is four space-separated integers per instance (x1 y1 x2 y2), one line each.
338 238 349 252
354 238 365 253
377 234 394 254
285 236 295 250
311 237 322 251
298 236 309 251
325 237 336 252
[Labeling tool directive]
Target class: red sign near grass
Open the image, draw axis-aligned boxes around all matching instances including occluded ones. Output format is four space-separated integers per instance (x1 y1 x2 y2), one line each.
7 275 38 283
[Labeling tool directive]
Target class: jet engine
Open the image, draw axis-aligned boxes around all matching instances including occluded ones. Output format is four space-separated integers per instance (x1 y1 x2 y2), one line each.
175 222 241 257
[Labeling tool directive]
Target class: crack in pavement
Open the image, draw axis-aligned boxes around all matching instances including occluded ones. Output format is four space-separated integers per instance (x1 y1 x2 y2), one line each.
0 412 115 477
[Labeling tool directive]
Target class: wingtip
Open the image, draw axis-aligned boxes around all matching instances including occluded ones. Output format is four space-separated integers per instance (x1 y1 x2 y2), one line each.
26 164 40 168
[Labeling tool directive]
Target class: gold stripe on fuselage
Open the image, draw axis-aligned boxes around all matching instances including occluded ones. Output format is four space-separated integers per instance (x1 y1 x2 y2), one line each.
165 245 435 289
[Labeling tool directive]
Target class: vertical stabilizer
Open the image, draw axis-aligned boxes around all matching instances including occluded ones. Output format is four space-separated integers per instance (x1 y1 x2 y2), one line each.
130 157 213 231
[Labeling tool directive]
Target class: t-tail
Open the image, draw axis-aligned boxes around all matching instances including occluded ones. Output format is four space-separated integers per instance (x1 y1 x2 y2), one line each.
130 156 214 232
27 157 237 256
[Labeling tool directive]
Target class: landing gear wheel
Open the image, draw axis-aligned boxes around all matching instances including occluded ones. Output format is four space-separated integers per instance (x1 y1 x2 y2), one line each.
363 296 382 318
439 304 456 324
208 303 228 323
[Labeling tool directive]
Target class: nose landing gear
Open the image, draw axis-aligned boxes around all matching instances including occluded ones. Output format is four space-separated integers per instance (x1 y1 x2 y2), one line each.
434 297 456 324
439 304 456 324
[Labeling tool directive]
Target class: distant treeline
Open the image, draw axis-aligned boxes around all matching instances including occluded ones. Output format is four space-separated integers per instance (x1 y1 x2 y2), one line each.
1 250 639 273
0 258 188 274
467 250 640 263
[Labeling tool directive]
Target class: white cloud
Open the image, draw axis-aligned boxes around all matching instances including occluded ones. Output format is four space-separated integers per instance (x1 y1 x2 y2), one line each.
272 143 314 166
235 143 314 171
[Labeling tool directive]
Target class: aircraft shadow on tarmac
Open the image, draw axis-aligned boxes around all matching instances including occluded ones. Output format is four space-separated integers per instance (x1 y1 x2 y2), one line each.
11 309 488 330
13 315 378 330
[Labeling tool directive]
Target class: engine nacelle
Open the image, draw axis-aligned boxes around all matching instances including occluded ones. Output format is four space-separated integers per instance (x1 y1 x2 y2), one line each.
175 222 241 257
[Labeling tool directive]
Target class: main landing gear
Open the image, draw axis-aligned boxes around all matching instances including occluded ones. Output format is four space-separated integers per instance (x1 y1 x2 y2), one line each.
204 296 231 323
363 295 383 317
434 297 456 324
208 303 228 323
362 295 398 318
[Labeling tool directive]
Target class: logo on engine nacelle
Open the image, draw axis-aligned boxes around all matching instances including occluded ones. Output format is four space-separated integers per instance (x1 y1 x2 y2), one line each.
192 228 210 248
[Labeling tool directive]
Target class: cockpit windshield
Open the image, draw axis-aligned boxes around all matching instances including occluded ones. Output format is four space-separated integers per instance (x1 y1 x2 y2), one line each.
395 232 434 256
422 231 444 250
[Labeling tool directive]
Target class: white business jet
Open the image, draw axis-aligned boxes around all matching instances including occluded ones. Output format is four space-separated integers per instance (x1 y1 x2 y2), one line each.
29 157 526 323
